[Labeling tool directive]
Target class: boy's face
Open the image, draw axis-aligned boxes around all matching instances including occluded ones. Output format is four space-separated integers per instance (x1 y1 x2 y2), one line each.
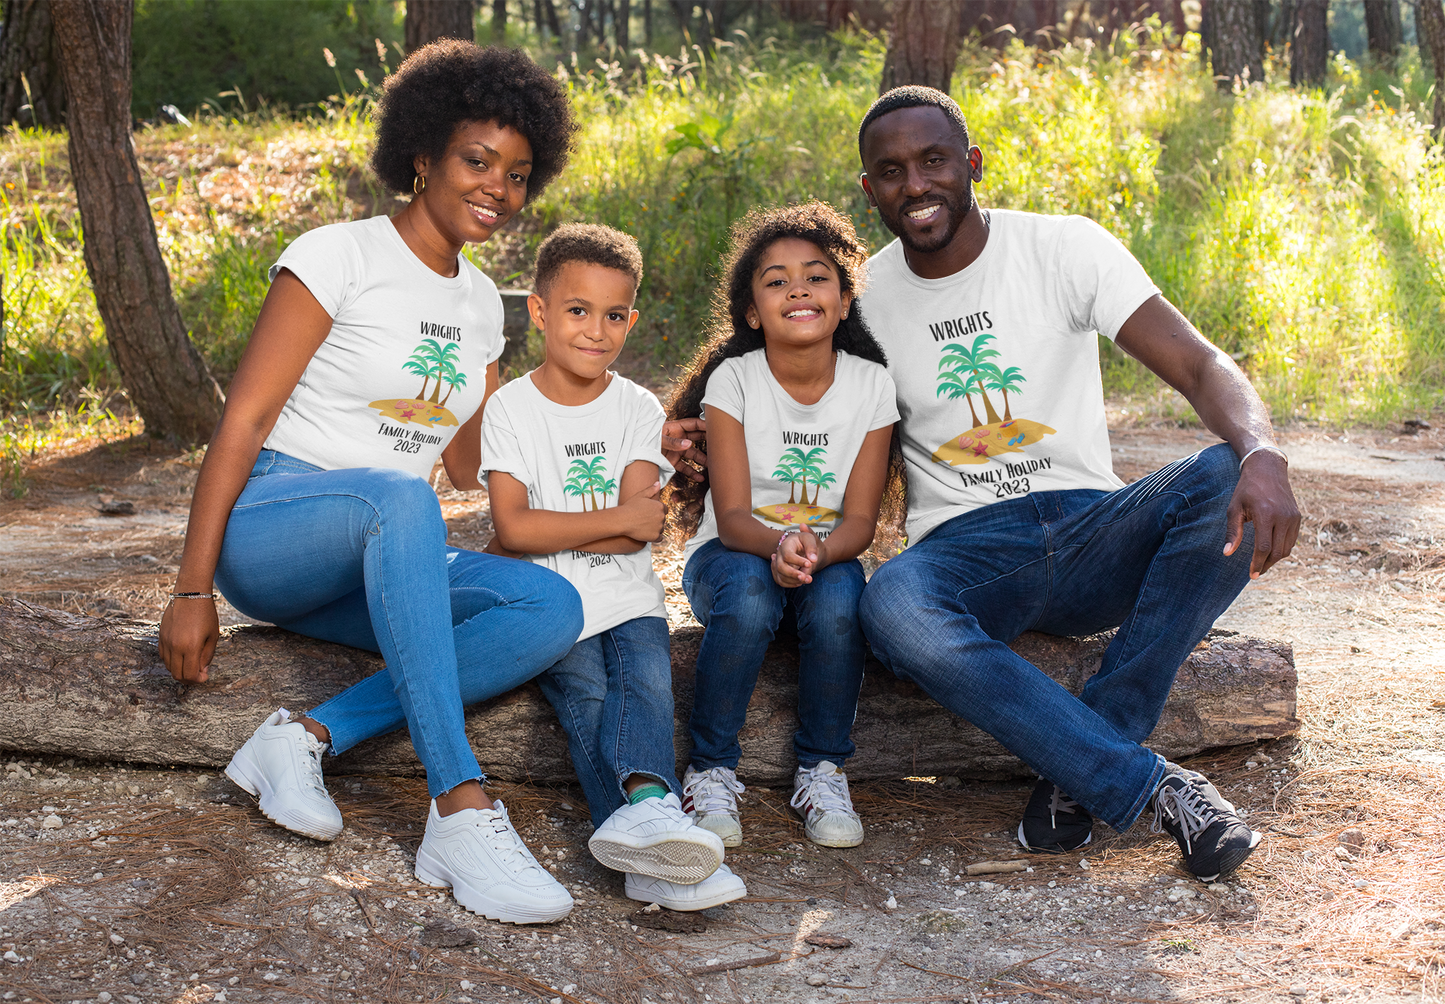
528 263 639 382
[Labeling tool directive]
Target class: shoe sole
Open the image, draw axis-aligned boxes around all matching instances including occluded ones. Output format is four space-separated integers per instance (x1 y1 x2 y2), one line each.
225 745 342 842
805 831 864 849
414 849 572 924
588 831 725 884
626 880 747 912
1016 821 1092 854
1192 830 1264 883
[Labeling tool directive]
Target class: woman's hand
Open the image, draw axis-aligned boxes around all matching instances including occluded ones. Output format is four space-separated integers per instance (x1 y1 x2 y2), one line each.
662 417 707 482
158 598 221 683
772 527 821 588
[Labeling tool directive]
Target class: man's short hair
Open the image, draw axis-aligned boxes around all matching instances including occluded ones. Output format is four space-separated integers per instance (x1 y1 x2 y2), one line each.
857 85 970 162
533 223 643 298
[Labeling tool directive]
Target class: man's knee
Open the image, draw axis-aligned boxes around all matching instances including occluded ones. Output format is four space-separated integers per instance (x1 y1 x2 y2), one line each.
1191 443 1242 502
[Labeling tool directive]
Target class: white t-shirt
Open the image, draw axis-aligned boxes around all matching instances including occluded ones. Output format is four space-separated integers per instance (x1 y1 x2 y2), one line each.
263 216 506 477
859 209 1159 543
685 349 900 560
480 373 673 641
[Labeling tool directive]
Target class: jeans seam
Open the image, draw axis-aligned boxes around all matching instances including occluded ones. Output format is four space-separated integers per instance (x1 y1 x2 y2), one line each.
607 630 631 802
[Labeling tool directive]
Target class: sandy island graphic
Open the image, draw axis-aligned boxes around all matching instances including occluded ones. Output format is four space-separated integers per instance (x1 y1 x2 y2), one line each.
932 334 1055 466
369 338 467 427
753 446 841 527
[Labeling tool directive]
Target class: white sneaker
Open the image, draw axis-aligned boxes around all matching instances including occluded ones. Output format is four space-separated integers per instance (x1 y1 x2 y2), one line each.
588 793 724 884
681 766 744 848
791 761 864 848
225 708 343 841
414 799 573 924
625 863 747 911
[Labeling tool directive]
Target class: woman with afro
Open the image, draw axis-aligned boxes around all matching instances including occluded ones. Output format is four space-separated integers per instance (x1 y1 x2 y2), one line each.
158 42 586 924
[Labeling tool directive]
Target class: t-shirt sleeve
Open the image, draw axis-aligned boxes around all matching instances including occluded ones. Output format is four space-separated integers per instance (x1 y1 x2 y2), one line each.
699 358 745 423
869 366 901 431
623 386 676 483
479 393 533 488
1057 216 1160 342
483 291 506 366
269 224 361 318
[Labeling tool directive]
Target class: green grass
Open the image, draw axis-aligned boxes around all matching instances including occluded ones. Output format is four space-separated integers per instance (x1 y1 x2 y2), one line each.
2 28 1443 429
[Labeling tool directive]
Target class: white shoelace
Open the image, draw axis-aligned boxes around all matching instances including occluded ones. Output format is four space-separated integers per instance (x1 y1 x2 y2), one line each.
791 766 854 816
471 803 545 876
293 729 329 797
1048 785 1082 828
1150 781 1213 854
684 768 745 815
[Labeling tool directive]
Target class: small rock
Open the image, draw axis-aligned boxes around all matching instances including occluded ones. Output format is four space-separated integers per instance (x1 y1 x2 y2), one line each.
2 951 20 963
550 998 562 1004
98 994 113 1003
1207 883 1229 893
459 981 473 991
1339 828 1365 852
263 972 279 982
1289 986 1308 997
214 993 226 1003
130 973 145 986
562 985 577 995
110 933 125 945
804 933 853 949
805 975 827 987
938 775 962 789
641 902 661 912
884 895 897 910
1078 858 1090 870
421 920 477 948
99 500 136 516
1334 846 1352 860
630 907 706 933
39 815 63 829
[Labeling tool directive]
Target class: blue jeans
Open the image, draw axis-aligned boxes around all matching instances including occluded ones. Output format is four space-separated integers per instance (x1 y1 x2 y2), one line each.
214 450 584 798
535 616 679 829
682 538 867 771
860 444 1253 831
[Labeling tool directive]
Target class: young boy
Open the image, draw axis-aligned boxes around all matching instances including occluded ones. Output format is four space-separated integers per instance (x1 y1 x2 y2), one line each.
480 224 747 911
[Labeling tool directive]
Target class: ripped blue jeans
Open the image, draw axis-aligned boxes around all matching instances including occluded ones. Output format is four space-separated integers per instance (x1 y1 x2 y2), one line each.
682 538 867 771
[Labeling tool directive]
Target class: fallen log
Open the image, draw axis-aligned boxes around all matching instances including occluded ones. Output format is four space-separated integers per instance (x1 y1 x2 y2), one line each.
0 597 1297 784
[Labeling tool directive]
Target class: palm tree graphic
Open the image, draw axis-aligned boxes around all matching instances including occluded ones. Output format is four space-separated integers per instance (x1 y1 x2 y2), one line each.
773 446 828 506
937 335 1004 428
563 468 590 510
437 359 468 408
402 339 465 403
565 456 614 510
982 364 1025 422
772 452 803 503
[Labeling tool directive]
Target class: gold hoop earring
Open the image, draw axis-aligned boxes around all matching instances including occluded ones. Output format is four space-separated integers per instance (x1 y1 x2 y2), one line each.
413 174 426 195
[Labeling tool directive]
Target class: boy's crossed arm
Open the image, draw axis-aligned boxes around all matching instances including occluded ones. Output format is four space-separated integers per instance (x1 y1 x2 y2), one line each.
486 459 664 558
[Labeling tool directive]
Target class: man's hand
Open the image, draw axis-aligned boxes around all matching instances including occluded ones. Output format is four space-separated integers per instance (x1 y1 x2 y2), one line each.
662 417 707 482
1224 452 1300 578
158 598 220 684
617 481 666 542
772 527 820 587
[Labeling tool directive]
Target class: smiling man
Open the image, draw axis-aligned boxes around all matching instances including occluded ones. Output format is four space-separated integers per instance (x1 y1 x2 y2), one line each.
854 86 1301 881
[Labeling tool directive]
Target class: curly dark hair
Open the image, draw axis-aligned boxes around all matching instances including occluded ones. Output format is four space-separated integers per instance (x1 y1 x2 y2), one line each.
371 41 576 200
534 223 643 297
665 201 906 541
857 85 969 162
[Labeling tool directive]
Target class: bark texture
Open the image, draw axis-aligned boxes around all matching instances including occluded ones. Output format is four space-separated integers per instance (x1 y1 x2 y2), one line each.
1207 0 1263 90
0 598 1299 784
880 0 963 95
49 0 224 446
0 0 64 126
1421 0 1445 139
1364 0 1401 67
404 0 475 52
1290 0 1329 87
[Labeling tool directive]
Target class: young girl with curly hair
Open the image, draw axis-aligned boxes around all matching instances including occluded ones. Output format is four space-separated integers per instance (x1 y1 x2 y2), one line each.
158 42 586 924
666 202 904 850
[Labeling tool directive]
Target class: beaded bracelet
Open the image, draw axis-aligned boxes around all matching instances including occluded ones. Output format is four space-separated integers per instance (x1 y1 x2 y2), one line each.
775 525 803 555
169 592 217 600
1238 445 1288 470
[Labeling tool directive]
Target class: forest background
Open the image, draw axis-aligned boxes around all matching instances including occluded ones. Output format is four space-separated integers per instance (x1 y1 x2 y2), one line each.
2 0 1444 493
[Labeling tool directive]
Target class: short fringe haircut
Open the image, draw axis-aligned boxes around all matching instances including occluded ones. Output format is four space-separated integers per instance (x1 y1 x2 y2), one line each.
664 201 907 540
371 41 576 200
533 223 644 298
857 85 970 161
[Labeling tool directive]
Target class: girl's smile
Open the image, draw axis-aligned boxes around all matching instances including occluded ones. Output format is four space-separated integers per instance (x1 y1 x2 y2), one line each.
745 238 853 349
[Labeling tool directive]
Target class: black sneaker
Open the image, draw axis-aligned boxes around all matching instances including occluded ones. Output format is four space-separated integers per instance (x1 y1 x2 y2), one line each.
1017 778 1094 853
1150 763 1262 881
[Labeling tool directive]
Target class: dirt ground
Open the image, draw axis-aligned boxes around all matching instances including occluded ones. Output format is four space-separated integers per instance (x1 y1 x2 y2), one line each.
0 412 1442 1004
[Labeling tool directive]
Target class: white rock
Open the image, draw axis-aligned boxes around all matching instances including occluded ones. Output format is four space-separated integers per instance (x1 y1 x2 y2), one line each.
110 933 125 945
214 993 226 1003
884 895 897 910
98 994 113 1003
550 998 562 1004
39 815 63 829
460 981 474 991
263 972 279 982
2 951 20 963
805 975 827 987
562 985 577 995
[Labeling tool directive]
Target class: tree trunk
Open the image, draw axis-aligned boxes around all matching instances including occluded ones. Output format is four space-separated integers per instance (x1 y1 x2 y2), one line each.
644 0 652 46
543 0 562 39
404 0 475 52
0 598 1299 785
49 0 224 446
1421 0 1445 139
491 0 506 39
1364 0 1401 67
0 0 64 127
616 0 630 49
1290 0 1329 87
880 0 963 95
1208 0 1263 90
